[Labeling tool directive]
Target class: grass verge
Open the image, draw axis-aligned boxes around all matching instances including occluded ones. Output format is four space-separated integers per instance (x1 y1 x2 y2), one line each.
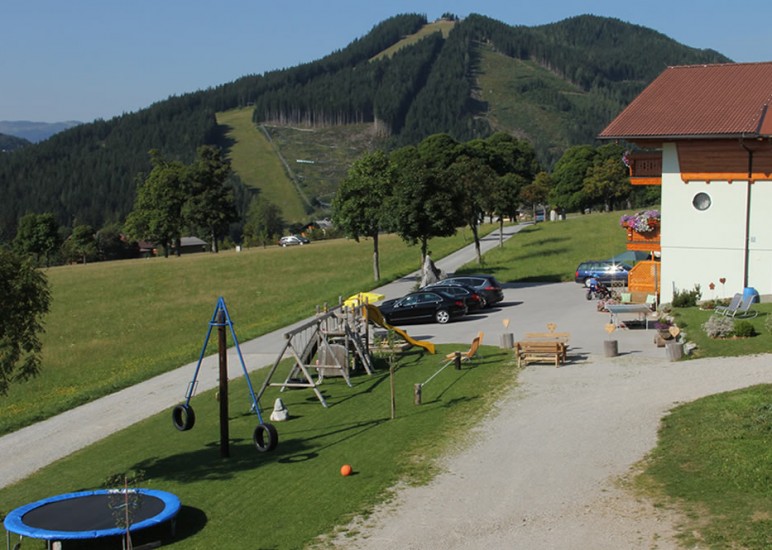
636 385 772 549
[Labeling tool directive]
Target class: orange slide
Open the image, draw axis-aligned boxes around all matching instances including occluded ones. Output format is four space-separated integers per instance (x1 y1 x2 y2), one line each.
363 304 436 354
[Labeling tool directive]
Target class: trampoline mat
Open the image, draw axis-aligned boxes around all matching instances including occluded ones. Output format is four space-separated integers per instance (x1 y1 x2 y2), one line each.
23 493 165 531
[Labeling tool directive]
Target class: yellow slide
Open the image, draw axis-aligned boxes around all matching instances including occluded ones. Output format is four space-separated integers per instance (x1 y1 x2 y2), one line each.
364 304 436 354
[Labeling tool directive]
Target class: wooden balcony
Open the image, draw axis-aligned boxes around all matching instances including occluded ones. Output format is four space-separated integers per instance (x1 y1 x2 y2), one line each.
626 226 660 252
626 151 662 185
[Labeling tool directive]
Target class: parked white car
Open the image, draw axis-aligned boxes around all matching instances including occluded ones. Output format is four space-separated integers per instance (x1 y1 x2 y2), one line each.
279 235 309 247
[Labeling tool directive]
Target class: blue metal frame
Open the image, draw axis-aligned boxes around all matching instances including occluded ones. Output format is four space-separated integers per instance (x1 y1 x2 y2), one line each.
181 296 265 424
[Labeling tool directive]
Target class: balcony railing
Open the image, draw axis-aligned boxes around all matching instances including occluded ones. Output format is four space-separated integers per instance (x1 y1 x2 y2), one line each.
626 225 660 252
626 151 662 185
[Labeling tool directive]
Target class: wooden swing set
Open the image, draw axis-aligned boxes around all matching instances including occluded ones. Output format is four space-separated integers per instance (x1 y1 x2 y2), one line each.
255 303 374 408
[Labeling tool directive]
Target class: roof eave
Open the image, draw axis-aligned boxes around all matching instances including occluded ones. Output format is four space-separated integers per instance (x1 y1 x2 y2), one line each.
599 133 768 141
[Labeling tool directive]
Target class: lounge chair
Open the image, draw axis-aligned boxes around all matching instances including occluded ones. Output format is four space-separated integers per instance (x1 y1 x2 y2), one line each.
445 331 484 364
730 295 758 318
715 293 742 316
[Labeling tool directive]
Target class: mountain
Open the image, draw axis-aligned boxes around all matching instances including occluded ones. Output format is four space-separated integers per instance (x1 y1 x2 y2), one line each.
0 13 730 241
0 120 82 143
0 133 30 152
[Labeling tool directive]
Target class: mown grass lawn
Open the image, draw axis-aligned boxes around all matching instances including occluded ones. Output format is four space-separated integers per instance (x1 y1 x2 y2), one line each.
0 345 519 549
637 384 772 549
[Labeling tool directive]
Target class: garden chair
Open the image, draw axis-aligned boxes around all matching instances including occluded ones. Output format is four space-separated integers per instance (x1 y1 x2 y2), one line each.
715 293 742 316
730 295 758 318
445 331 484 364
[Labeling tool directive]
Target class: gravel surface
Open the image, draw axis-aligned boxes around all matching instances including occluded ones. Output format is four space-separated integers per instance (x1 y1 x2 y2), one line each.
329 353 771 549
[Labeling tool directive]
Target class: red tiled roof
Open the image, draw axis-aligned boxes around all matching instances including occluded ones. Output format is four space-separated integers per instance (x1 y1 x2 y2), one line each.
600 62 772 139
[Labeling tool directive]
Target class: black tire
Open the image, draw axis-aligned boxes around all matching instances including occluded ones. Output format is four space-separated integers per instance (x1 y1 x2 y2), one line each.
172 404 195 431
435 309 451 324
586 289 593 301
253 423 279 452
478 296 487 309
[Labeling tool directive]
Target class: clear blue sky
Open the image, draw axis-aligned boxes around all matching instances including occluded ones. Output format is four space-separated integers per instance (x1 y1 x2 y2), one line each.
3 0 771 122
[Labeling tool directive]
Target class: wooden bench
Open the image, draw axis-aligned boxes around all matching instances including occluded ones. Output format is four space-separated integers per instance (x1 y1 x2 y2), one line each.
515 340 567 367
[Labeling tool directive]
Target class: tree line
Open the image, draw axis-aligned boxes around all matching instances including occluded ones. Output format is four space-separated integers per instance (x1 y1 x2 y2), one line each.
332 131 657 281
9 135 657 269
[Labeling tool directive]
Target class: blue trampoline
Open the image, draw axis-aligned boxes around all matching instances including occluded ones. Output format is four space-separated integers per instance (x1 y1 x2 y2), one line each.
4 489 180 548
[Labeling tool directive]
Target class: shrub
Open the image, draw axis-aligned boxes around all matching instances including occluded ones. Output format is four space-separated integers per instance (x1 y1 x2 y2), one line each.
702 315 734 339
672 284 702 308
733 320 757 338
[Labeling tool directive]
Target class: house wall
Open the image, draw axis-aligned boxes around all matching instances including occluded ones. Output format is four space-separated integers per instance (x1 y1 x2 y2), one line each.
660 142 772 303
748 181 772 296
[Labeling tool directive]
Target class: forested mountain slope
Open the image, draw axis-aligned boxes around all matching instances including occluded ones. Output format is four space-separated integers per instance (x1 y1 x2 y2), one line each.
0 13 729 239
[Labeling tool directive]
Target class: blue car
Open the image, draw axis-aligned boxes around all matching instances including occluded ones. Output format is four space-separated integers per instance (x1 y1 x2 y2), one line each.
574 260 631 286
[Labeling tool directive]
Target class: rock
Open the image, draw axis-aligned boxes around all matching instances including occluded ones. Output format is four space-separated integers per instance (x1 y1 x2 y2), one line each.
270 398 289 421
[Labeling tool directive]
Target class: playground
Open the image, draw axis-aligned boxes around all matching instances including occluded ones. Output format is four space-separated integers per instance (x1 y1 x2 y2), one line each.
1 294 515 549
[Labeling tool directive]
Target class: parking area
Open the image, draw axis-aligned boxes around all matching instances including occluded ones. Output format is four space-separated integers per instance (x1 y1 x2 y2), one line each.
375 274 665 363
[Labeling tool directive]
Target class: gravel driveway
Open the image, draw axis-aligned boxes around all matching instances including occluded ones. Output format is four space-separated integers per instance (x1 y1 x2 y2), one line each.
329 350 771 549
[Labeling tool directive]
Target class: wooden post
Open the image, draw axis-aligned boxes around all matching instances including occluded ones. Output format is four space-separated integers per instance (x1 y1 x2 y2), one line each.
454 351 461 370
390 364 396 419
218 310 230 458
414 383 422 405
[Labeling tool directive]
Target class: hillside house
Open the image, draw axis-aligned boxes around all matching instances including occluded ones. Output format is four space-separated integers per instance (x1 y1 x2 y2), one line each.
600 62 772 303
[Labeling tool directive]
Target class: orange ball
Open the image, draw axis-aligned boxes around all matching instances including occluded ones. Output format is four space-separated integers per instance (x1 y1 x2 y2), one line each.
340 464 352 476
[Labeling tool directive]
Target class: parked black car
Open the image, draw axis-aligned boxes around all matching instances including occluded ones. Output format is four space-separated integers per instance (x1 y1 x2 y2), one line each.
420 283 484 312
428 274 504 308
378 290 467 325
574 260 631 286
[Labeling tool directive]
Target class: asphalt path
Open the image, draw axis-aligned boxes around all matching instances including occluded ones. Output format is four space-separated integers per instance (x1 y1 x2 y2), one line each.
0 223 689 490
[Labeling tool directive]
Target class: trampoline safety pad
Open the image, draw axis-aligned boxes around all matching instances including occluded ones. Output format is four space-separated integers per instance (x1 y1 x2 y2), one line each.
4 488 180 542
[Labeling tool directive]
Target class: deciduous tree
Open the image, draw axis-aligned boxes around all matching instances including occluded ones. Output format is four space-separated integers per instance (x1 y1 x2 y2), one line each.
389 139 460 266
13 212 61 266
124 151 189 257
184 145 237 253
332 150 394 281
549 145 595 213
62 224 98 264
0 248 51 395
446 154 496 264
244 197 285 248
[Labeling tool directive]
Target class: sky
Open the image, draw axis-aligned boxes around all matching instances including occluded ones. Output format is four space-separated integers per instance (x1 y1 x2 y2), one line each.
3 0 772 123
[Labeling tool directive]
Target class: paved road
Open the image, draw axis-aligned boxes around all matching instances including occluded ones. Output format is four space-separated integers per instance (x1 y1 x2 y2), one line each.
1 224 548 488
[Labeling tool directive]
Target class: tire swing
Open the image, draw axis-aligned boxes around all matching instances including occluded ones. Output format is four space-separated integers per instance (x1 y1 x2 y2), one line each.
172 297 278 455
172 404 196 431
253 423 279 452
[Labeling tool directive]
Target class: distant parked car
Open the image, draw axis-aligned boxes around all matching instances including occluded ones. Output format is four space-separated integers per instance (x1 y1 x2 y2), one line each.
378 290 467 325
430 274 504 308
574 260 631 286
420 283 485 312
279 235 309 247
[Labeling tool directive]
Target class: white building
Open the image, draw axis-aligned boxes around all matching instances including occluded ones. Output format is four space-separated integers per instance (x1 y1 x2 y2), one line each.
600 62 772 303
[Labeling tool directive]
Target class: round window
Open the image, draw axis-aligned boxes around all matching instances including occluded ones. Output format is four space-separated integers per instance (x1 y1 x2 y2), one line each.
692 192 711 211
